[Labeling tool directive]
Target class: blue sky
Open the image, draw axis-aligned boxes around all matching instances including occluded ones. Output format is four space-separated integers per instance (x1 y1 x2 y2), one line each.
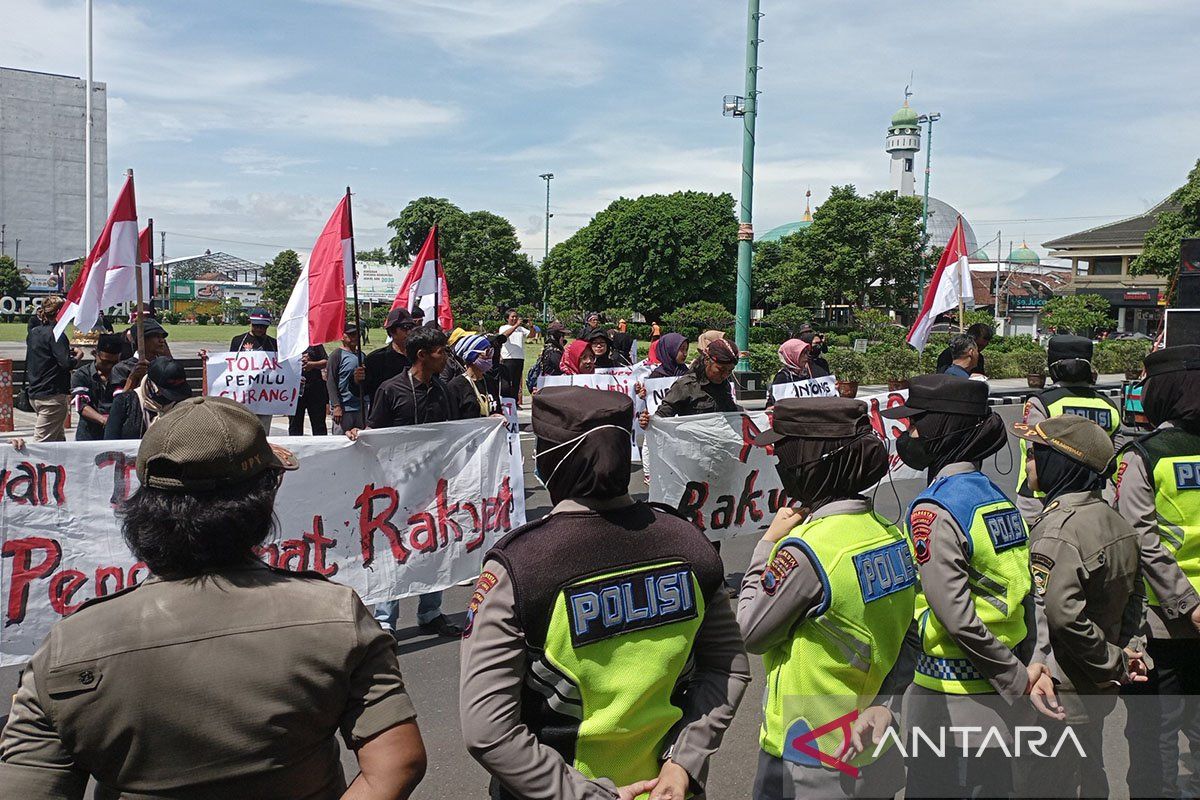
5 0 1200 266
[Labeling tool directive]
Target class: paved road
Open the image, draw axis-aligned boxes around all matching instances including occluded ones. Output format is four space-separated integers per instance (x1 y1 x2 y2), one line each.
0 404 1145 798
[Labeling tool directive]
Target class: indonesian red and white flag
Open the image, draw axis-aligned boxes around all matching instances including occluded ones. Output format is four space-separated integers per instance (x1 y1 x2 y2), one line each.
55 173 139 337
393 226 453 330
906 216 974 352
277 194 354 363
102 223 152 310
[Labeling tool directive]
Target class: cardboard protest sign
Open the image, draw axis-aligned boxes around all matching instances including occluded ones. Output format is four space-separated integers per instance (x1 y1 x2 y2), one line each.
770 375 839 400
206 351 302 415
646 389 922 541
0 419 520 665
643 376 682 417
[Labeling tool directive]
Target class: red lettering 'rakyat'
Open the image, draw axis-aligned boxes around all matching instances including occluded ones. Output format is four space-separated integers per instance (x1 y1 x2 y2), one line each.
739 415 773 463
304 516 338 577
2 537 62 625
435 478 462 546
355 483 409 566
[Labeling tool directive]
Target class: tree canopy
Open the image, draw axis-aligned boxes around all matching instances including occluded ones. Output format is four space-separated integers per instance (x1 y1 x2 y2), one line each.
386 197 538 319
755 185 926 310
0 255 30 298
541 191 738 320
1042 294 1111 335
1137 158 1200 277
260 249 302 313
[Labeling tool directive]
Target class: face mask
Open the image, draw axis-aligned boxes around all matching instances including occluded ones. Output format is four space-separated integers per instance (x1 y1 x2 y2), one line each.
810 342 824 356
895 427 935 470
532 424 630 490
474 357 493 373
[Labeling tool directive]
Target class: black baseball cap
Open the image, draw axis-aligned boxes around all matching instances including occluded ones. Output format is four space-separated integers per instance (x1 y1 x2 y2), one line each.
1144 345 1200 378
1047 335 1093 364
138 318 168 339
384 307 415 331
137 396 298 492
754 397 868 446
147 357 194 403
880 373 989 418
532 386 632 443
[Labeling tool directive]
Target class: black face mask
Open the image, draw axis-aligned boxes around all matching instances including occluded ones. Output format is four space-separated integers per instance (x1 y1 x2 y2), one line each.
895 428 935 470
811 342 825 356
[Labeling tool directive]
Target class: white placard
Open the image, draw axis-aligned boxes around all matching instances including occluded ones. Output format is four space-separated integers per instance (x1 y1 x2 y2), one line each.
771 375 839 400
206 351 302 415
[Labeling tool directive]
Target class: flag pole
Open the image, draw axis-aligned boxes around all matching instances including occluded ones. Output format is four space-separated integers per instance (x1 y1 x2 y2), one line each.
432 225 440 330
345 187 364 413
147 216 155 308
130 169 145 357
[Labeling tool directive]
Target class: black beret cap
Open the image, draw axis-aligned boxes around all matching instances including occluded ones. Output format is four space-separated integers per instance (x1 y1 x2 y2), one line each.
880 373 989 418
532 386 633 443
1047 335 1093 364
754 397 868 446
1144 345 1200 378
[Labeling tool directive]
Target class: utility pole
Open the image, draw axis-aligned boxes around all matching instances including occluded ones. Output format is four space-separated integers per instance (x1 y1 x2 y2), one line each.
916 111 941 300
1 224 5 255
85 0 94 254
160 230 167 306
995 230 1003 331
733 0 762 373
14 239 19 269
539 172 554 321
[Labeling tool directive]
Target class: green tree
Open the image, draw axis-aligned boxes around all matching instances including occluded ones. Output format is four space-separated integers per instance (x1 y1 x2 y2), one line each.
0 255 30 298
1042 294 1111 335
542 191 738 319
261 249 302 314
1137 159 1200 277
387 197 467 261
355 247 389 263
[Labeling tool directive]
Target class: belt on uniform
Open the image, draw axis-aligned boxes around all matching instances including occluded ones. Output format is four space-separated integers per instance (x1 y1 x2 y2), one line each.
917 653 985 682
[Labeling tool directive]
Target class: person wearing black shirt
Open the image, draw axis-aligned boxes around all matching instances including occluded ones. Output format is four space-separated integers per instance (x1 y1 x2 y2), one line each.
71 334 124 441
288 344 329 436
230 308 278 353
446 334 500 419
363 307 416 403
586 329 617 369
798 327 831 374
25 296 83 442
112 319 172 396
347 325 462 638
935 322 992 376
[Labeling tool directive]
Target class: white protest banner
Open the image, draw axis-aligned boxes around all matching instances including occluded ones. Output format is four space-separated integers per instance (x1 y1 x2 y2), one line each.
771 375 839 400
0 419 521 665
646 389 922 541
206 351 302 415
501 398 528 526
537 376 642 461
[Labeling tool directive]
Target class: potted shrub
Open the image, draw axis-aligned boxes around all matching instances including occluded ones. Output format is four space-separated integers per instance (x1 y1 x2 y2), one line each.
826 348 866 398
1110 340 1151 380
1012 348 1048 388
867 345 918 391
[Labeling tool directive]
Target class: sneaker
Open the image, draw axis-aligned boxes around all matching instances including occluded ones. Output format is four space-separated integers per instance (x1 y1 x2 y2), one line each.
418 614 463 638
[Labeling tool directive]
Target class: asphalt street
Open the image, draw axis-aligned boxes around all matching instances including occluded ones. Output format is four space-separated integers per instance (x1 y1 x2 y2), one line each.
0 403 1147 798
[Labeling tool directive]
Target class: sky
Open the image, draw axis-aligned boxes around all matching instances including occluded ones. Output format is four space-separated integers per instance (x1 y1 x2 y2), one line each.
4 0 1200 268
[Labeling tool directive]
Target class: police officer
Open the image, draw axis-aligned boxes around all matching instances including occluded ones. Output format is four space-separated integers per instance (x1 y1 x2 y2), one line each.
1012 413 1147 798
738 398 916 800
1116 344 1200 797
0 396 427 798
460 386 751 800
1015 335 1120 522
883 374 1050 798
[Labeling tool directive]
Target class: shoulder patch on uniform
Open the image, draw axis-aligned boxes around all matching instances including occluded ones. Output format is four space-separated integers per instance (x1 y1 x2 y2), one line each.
463 570 498 639
910 508 937 565
1113 459 1129 502
1031 552 1055 597
761 548 800 595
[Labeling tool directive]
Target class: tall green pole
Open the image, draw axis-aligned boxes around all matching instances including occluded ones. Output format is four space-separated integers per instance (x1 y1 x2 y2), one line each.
734 0 762 372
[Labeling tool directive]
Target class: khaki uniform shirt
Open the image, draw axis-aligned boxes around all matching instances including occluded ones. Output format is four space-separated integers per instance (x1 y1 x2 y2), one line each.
0 562 416 800
1028 489 1143 720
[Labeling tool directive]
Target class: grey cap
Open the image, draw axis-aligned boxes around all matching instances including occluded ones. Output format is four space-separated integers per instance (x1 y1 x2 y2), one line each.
1010 414 1115 474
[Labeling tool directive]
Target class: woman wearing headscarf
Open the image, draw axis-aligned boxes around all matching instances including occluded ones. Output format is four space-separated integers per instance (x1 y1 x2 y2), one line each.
104 356 194 440
739 398 915 800
586 329 616 369
1115 345 1200 797
882 373 1048 798
766 338 831 408
447 334 501 419
1010 414 1145 799
648 333 690 380
528 321 567 392
656 337 742 419
558 339 596 376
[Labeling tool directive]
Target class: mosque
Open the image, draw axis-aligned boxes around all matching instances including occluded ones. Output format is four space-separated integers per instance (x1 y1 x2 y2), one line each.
759 96 981 259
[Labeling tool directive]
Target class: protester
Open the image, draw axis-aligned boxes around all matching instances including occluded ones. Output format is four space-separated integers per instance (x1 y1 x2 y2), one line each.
104 357 194 440
70 333 124 441
936 322 992 375
24 295 83 442
112 318 171 393
765 338 830 408
1014 335 1120 522
798 325 830 374
289 343 329 436
527 321 566 392
559 339 596 376
579 311 601 338
609 328 635 367
460 386 750 800
230 308 278 353
656 337 741 418
447 334 500 419
883 374 1048 798
741 398 914 798
351 325 462 639
938 333 978 378
325 323 366 435
364 307 417 401
587 328 617 369
1010 414 1146 798
649 332 689 379
1116 344 1200 797
118 304 160 361
497 310 530 405
441 327 472 383
0 396 427 797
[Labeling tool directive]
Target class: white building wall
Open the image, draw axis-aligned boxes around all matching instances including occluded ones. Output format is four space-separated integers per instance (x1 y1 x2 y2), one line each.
0 68 108 279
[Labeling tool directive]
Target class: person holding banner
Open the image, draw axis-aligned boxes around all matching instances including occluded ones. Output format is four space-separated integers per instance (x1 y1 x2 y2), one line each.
648 333 690 380
881 374 1050 798
104 357 195 440
656 337 741 419
586 328 617 369
738 398 915 799
448 334 501 419
459 386 750 800
0 396 428 799
765 338 829 409
559 339 597 376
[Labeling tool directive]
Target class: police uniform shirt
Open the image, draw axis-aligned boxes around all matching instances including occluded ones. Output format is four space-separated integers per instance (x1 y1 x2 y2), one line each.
459 496 751 800
0 562 416 799
1115 421 1200 639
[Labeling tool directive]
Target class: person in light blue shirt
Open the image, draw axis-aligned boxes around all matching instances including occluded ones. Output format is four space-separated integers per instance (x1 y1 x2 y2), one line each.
325 323 366 434
939 333 978 379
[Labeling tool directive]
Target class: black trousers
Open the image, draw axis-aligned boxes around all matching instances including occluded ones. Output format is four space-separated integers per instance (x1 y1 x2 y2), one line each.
1124 637 1200 799
500 358 524 400
289 389 328 436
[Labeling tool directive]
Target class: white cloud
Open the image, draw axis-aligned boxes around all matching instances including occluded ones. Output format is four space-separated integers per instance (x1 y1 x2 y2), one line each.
221 148 316 176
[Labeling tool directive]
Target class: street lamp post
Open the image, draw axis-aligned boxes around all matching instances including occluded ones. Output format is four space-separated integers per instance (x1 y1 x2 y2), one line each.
539 173 554 321
728 0 762 374
916 111 940 300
